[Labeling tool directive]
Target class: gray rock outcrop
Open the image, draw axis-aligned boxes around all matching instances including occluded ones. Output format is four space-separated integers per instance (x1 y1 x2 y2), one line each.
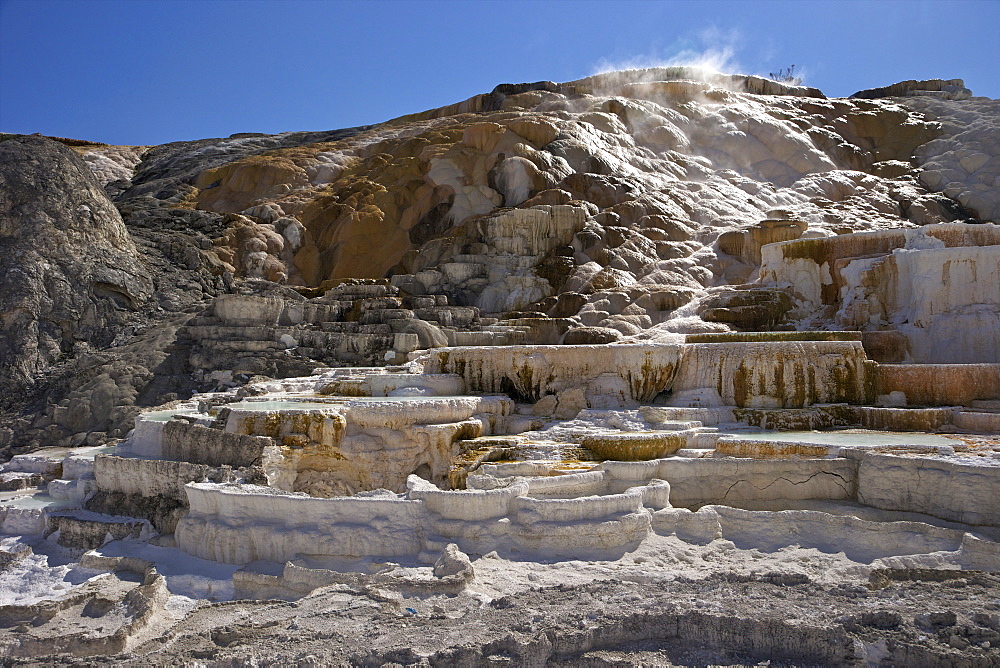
0 136 152 389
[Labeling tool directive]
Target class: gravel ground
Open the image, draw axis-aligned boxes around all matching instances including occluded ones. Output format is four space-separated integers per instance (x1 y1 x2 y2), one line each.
3 534 999 667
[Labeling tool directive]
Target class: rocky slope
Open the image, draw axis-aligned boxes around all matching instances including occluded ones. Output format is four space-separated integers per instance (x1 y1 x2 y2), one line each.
3 532 999 666
0 69 997 459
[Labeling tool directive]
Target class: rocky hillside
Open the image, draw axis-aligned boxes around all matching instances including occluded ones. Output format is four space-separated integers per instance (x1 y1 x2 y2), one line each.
1 69 996 458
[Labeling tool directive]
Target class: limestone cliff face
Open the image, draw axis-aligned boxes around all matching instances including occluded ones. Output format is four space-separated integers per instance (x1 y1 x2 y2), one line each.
0 70 996 456
0 136 152 388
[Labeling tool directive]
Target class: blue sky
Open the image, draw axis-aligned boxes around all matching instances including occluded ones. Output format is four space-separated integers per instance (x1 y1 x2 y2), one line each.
1 0 998 145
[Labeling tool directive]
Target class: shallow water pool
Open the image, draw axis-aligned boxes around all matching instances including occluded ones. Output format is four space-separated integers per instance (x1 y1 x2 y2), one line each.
0 492 71 510
225 396 474 411
223 401 341 411
138 409 200 423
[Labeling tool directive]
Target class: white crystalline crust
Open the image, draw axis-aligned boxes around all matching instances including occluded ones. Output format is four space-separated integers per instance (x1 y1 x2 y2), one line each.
172 449 1000 566
1 356 999 662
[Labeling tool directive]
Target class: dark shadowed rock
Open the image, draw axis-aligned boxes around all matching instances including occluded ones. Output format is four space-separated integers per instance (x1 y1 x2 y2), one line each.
562 326 622 345
700 288 794 331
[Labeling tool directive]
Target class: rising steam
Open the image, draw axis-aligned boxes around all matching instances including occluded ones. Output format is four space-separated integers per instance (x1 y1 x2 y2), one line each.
591 26 807 87
592 26 743 78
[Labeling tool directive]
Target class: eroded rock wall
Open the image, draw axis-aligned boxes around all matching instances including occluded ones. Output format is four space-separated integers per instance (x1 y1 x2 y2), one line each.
161 421 270 468
2 70 997 457
423 340 874 408
670 341 875 408
758 223 1000 362
422 344 682 403
876 363 1000 406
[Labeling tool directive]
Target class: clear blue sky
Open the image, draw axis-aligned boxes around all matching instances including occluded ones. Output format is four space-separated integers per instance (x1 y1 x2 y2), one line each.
2 0 998 145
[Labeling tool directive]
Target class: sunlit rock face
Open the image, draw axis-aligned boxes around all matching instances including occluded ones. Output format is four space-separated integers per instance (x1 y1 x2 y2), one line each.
758 223 1000 362
2 68 998 457
670 341 875 408
421 339 875 409
123 69 993 351
220 396 511 496
195 70 924 297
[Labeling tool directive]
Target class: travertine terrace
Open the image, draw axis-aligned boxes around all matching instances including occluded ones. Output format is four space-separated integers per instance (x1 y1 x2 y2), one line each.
1 70 999 665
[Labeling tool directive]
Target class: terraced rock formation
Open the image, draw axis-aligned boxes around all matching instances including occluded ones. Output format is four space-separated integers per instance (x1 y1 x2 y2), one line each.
2 69 997 459
0 69 998 664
